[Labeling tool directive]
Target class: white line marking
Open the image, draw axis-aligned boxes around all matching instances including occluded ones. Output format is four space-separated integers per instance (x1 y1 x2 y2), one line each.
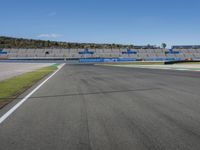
0 64 65 124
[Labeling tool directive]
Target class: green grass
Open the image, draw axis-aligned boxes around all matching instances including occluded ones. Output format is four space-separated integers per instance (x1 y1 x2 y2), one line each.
97 61 165 66
174 62 200 65
0 65 58 107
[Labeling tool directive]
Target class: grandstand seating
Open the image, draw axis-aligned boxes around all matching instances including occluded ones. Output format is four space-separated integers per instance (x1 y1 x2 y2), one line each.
0 49 8 59
2 47 200 60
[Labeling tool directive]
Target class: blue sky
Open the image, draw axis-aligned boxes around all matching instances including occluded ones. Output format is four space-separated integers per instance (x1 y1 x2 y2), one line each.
0 0 200 47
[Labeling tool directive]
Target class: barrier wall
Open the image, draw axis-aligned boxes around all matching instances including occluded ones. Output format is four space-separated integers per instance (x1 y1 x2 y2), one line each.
79 58 183 63
144 58 183 61
79 58 137 63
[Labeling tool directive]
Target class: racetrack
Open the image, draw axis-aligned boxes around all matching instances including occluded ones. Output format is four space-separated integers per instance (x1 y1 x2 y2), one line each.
1 65 200 150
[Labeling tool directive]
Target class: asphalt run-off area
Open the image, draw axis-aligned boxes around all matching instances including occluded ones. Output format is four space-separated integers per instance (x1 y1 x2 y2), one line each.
1 64 200 150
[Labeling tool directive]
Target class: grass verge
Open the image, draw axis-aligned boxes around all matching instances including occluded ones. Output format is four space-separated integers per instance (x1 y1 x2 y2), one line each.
0 65 58 108
96 61 165 66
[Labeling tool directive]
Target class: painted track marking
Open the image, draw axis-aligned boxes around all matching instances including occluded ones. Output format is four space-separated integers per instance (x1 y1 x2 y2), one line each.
0 64 65 124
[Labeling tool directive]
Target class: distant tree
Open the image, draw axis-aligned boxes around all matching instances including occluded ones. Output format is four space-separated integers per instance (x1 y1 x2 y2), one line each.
161 43 167 49
129 45 134 49
147 44 151 49
44 42 47 47
0 36 142 49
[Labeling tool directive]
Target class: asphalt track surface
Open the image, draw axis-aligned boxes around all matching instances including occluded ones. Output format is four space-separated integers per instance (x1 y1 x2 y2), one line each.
1 65 200 150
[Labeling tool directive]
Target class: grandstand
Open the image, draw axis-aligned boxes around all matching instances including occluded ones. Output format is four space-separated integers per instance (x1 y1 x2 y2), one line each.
1 47 200 61
0 49 8 59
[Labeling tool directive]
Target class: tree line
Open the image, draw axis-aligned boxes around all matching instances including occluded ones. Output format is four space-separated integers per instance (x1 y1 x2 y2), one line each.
0 36 164 49
0 36 137 49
